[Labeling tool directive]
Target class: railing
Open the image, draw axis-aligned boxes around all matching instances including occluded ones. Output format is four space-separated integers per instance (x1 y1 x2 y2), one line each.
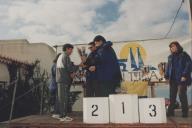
0 81 7 89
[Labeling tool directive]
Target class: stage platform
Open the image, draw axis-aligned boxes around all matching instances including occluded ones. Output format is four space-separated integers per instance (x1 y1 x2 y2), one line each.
0 110 191 128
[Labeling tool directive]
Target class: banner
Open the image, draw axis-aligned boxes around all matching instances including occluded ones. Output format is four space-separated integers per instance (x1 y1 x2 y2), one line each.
69 36 191 82
121 81 148 96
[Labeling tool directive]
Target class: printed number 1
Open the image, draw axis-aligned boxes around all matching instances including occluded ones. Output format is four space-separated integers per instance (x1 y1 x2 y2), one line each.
122 102 125 114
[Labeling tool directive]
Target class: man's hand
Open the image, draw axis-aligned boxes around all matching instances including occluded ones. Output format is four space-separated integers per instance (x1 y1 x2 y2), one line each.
89 66 96 72
70 73 76 79
181 77 186 82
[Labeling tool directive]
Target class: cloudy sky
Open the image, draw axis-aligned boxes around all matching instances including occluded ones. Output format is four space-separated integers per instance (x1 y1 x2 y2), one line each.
0 0 190 46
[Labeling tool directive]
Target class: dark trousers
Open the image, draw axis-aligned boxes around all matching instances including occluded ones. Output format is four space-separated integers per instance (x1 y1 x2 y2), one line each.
57 83 70 117
85 80 98 97
168 81 188 115
97 81 116 97
49 90 59 114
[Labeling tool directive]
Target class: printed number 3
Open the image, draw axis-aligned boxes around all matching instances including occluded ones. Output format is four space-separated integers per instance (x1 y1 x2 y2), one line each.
149 104 157 117
92 105 98 116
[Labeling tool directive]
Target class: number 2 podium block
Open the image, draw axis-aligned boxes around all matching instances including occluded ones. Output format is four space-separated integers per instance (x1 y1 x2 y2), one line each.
83 97 109 124
139 98 167 123
109 94 139 123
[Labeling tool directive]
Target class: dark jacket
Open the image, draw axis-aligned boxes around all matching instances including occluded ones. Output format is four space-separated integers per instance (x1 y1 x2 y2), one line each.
95 41 122 86
165 51 192 86
84 51 97 81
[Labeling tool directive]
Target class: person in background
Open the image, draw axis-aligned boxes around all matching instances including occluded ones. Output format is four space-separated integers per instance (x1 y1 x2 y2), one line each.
165 41 192 118
89 35 122 97
83 42 97 97
49 53 61 117
56 44 80 122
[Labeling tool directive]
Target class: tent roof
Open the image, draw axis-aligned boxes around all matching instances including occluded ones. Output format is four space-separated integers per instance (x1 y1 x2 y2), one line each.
0 54 34 67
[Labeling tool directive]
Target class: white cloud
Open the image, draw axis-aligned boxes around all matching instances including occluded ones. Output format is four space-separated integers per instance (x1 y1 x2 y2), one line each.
0 0 190 45
103 0 190 41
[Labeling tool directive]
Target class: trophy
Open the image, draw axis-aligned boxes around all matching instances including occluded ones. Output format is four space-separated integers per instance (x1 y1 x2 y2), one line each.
158 62 167 81
77 46 87 57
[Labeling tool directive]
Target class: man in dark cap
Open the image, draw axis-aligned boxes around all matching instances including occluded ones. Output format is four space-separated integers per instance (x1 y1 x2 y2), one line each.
89 35 122 96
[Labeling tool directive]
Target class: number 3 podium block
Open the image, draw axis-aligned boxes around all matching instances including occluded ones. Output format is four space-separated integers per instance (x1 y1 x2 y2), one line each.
109 94 139 123
83 97 109 124
139 98 167 123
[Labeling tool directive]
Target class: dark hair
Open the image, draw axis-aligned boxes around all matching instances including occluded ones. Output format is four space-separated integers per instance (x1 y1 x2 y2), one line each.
53 53 61 63
169 41 183 53
63 43 74 51
93 35 106 43
88 41 95 46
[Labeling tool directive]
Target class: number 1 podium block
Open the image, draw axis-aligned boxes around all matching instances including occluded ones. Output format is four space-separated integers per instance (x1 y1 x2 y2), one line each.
139 98 167 123
83 97 109 124
109 94 139 123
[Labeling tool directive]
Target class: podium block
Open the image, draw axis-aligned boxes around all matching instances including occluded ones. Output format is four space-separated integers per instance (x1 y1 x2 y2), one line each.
109 94 139 123
83 97 109 124
139 98 167 123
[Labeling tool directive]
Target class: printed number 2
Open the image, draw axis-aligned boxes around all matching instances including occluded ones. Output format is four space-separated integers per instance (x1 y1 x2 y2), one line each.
149 104 157 117
92 105 98 116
